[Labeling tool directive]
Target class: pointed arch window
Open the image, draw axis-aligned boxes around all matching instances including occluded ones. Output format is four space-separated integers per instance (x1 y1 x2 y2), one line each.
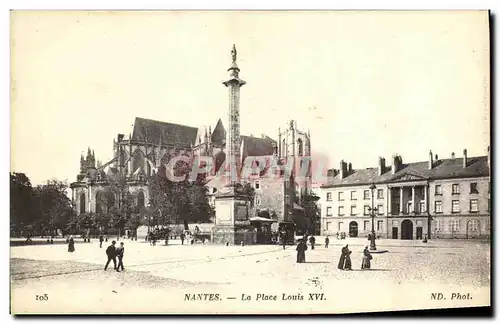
297 138 303 156
137 191 145 208
80 192 86 214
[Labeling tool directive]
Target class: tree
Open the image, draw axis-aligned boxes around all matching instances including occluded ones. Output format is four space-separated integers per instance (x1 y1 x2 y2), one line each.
32 180 73 236
299 190 321 234
148 173 214 231
77 212 97 240
10 172 36 232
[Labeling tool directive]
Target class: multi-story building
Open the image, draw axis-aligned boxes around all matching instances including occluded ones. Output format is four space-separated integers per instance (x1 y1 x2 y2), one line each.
320 149 490 240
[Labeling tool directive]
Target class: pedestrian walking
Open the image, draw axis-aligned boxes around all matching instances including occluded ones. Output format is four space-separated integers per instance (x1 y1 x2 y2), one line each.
361 246 372 270
280 230 286 250
116 242 125 272
309 235 316 250
325 236 330 248
422 234 428 243
99 234 104 248
68 236 75 253
180 232 185 245
296 239 308 263
104 240 117 271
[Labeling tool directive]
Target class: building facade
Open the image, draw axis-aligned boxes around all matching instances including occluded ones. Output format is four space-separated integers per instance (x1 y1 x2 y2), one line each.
70 47 312 231
320 149 490 240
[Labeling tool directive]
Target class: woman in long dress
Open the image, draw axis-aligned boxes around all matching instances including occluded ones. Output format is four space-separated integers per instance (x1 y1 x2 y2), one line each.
361 246 371 269
344 245 352 270
338 245 347 269
68 236 75 253
296 239 307 263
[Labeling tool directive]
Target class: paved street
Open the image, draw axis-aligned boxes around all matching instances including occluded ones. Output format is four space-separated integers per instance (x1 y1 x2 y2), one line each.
10 237 490 314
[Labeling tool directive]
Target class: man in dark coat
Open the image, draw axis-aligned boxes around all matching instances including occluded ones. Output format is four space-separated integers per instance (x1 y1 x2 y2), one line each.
309 236 316 250
296 239 308 263
180 232 186 245
68 236 75 252
99 235 104 248
104 240 117 271
116 242 125 272
325 236 330 248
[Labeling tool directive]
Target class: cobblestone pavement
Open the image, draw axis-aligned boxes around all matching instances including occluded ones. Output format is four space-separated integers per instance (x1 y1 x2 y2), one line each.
10 238 490 314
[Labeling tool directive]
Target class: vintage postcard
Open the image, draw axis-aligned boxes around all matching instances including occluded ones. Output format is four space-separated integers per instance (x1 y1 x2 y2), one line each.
10 10 491 315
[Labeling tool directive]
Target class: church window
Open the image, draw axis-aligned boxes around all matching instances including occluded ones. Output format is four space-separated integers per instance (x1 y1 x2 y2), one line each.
80 193 86 214
137 191 145 208
297 138 303 156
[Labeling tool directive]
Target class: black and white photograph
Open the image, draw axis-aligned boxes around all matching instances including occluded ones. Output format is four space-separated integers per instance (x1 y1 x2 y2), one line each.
9 10 491 314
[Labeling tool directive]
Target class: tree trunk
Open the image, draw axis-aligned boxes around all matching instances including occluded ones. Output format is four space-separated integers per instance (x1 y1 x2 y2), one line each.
183 219 189 231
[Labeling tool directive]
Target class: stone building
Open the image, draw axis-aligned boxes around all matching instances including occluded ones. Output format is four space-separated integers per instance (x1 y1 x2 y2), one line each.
320 149 490 240
70 46 312 232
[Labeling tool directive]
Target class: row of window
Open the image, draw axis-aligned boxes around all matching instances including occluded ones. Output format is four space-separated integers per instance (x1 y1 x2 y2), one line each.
324 220 386 232
325 182 485 204
432 219 485 232
436 183 480 195
326 189 384 202
434 199 480 214
325 199 483 216
326 205 385 216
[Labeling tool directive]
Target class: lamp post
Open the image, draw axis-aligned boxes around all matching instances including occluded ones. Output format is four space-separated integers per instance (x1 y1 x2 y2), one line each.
368 183 378 251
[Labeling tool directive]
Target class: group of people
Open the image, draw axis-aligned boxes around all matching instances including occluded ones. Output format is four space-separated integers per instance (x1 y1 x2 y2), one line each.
104 240 125 272
337 245 373 270
67 235 126 272
295 236 374 270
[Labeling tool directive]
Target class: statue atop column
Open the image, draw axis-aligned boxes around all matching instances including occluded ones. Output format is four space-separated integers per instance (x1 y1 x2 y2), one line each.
231 44 237 64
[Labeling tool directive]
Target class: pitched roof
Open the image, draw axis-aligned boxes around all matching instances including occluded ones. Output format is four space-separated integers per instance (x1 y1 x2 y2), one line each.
241 135 276 158
321 156 489 188
211 119 226 144
131 117 198 147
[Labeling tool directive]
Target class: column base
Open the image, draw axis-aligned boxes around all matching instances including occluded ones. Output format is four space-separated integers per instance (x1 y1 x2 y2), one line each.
212 224 256 245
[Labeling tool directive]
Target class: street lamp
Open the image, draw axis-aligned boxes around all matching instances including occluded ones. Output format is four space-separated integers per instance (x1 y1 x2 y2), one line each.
368 183 378 251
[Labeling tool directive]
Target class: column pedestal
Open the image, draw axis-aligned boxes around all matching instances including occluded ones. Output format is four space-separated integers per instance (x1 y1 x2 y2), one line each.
212 185 256 245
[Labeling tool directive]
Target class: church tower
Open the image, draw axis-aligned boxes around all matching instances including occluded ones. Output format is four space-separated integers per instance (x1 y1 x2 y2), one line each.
278 120 312 198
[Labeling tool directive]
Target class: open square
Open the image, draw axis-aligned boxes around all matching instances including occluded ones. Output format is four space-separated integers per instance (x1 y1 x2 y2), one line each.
11 237 490 314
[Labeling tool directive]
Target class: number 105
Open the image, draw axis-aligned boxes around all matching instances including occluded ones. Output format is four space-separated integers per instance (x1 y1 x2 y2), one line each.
36 294 48 301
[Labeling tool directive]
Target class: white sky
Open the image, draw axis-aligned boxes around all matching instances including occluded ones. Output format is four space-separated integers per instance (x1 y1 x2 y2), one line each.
10 11 490 185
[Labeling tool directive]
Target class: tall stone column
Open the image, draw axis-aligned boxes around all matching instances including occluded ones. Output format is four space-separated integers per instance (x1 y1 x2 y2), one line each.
222 45 246 184
213 45 255 245
412 186 415 214
400 187 404 214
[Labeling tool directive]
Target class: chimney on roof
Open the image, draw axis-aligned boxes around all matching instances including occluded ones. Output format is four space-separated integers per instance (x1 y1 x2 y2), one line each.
340 160 348 179
428 150 433 169
463 149 468 168
435 154 438 161
348 162 352 173
378 157 386 176
392 154 402 174
451 152 455 159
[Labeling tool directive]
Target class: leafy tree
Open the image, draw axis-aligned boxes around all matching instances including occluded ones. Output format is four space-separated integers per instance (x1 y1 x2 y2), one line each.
32 179 73 236
299 190 320 234
10 172 36 232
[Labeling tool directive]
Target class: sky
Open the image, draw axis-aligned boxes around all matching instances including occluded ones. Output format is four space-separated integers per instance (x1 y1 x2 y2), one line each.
10 10 490 186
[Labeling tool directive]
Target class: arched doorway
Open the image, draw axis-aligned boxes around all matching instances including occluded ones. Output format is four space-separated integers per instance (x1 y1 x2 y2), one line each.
467 219 480 239
349 221 358 238
401 220 413 240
